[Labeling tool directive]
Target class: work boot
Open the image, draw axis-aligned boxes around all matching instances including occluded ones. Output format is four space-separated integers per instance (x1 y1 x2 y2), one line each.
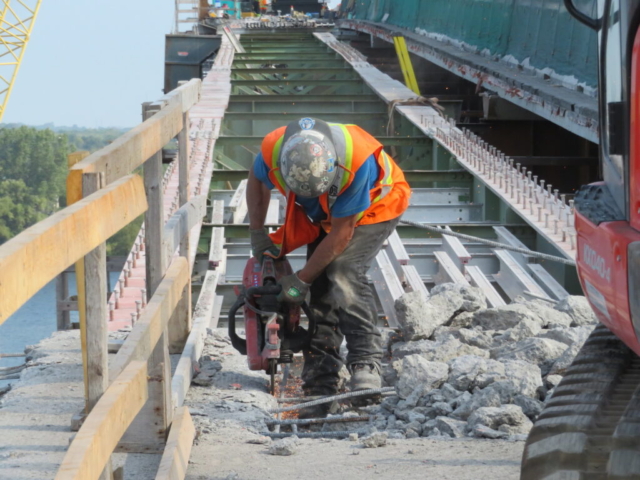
348 363 382 391
298 386 338 419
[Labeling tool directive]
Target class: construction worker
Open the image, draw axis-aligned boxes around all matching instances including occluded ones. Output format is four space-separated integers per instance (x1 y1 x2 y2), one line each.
247 118 410 415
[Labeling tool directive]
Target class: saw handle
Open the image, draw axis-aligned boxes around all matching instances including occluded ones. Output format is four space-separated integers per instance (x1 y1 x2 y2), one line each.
246 285 316 337
227 286 317 357
245 285 281 300
228 296 247 355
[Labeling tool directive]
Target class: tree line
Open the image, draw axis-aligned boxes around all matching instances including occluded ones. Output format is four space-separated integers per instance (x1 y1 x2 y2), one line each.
0 125 141 254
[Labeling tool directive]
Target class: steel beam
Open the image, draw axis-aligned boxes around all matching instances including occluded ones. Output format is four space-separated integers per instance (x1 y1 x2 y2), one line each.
209 169 472 183
233 61 347 68
230 79 362 86
527 264 570 301
216 135 432 146
228 94 380 103
465 265 505 307
370 250 404 327
231 67 354 75
199 223 527 239
433 251 469 285
234 54 337 61
493 249 550 301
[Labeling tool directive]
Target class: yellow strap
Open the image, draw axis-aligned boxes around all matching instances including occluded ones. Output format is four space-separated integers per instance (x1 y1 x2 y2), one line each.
393 36 420 95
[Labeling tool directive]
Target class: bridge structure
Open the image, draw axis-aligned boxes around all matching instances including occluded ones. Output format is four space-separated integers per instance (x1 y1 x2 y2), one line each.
0 11 598 479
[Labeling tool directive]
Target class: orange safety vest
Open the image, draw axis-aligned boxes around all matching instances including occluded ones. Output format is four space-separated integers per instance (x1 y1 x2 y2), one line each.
261 124 410 257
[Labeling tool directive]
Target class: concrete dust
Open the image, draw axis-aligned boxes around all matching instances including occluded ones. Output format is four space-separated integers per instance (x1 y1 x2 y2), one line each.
0 330 161 479
186 436 523 480
184 328 524 480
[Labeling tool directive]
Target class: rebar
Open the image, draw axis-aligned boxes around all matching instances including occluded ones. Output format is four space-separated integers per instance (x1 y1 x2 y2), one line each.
268 387 396 414
266 415 371 426
261 430 367 439
277 390 396 404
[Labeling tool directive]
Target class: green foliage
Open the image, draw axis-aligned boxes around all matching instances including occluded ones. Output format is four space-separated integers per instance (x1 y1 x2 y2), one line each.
0 126 69 211
107 216 144 256
0 127 69 243
0 179 48 242
0 125 133 250
63 128 127 153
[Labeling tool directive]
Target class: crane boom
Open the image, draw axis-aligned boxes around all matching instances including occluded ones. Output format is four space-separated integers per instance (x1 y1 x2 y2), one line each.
0 0 42 122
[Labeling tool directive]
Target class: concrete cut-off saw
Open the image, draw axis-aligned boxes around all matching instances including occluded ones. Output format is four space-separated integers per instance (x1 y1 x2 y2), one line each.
228 256 315 394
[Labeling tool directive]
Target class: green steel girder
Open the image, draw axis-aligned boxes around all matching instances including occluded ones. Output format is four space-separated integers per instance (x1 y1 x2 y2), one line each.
240 36 315 41
231 72 359 82
223 112 382 121
234 54 338 61
231 83 369 97
215 136 432 147
230 79 362 86
242 47 330 53
228 94 380 103
213 153 247 171
230 67 354 75
203 32 580 293
226 101 386 114
199 223 534 240
209 169 472 183
233 61 347 68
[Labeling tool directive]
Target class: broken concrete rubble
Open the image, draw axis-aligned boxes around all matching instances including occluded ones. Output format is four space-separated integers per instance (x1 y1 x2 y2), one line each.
467 405 533 435
375 293 594 439
447 355 506 392
394 284 486 341
392 337 489 363
490 337 568 375
395 355 449 398
472 304 544 330
183 289 596 447
268 436 298 456
555 296 599 326
361 431 388 448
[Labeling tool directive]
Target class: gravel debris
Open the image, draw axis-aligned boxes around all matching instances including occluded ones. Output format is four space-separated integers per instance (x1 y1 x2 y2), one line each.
360 432 388 448
268 436 298 456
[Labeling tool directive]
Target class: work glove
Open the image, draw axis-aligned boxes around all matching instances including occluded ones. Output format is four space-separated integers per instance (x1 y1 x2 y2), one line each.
278 273 311 305
250 228 279 262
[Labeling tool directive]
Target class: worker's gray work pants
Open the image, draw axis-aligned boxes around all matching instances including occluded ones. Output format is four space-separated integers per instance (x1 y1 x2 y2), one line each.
301 217 400 395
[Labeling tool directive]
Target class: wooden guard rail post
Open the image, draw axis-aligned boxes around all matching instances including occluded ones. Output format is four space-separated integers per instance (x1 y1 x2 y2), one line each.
61 79 202 460
175 80 192 356
0 77 204 480
0 173 148 479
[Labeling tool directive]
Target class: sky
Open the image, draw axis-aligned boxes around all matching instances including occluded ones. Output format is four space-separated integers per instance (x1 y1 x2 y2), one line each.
3 1 344 129
3 0 175 128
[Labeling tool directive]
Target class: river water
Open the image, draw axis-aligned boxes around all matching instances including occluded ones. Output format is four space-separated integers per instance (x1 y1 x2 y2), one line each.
0 273 118 389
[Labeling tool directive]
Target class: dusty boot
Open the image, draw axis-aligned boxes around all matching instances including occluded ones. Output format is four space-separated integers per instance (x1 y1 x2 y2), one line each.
298 387 338 419
348 364 382 407
348 363 382 391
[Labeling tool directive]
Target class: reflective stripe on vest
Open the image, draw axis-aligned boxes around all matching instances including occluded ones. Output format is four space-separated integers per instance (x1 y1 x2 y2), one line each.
270 136 285 190
376 150 394 202
330 124 354 193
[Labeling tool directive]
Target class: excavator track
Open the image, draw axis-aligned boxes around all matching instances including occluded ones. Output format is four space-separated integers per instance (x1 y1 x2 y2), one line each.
521 324 640 479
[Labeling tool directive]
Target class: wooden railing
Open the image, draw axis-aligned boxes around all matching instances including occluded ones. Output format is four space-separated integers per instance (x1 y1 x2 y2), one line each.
0 78 206 480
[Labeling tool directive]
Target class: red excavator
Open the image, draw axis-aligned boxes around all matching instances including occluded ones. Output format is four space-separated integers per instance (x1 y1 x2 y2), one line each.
522 1 640 478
